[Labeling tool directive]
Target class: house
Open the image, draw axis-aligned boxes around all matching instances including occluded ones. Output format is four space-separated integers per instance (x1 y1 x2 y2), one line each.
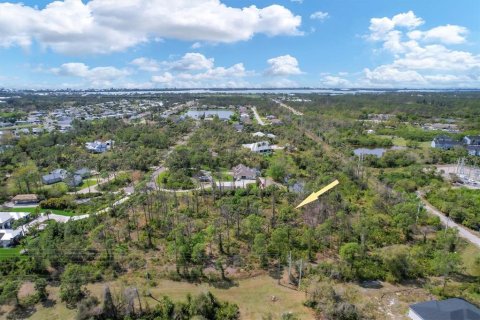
463 135 480 146
242 141 273 154
64 174 83 187
431 136 461 150
408 298 480 320
75 168 91 178
42 169 67 185
233 123 244 132
11 194 39 205
252 132 266 137
232 164 258 181
0 212 29 247
467 145 480 156
240 113 251 124
252 132 276 139
86 140 113 153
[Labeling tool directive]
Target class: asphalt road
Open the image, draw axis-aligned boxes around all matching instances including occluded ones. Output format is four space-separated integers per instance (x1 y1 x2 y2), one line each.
417 191 480 248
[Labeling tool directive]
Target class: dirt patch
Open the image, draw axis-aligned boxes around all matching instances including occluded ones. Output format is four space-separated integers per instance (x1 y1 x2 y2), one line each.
18 281 36 299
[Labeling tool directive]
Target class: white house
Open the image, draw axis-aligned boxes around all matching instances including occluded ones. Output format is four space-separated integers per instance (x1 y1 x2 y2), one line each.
0 212 29 248
242 141 273 154
86 140 114 153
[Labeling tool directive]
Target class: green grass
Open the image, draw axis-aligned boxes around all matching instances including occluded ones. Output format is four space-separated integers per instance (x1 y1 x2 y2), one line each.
420 141 432 149
6 207 76 217
376 135 407 147
461 244 480 277
0 247 22 260
392 137 407 147
27 275 314 320
213 170 233 182
78 178 97 189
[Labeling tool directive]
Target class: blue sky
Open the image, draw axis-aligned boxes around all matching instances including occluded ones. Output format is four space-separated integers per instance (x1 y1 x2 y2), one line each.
0 0 478 89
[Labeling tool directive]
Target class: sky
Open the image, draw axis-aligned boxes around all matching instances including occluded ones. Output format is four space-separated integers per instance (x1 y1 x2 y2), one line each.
0 0 479 89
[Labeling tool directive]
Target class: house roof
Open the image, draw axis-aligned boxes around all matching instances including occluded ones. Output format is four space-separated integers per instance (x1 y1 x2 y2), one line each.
11 194 38 202
0 212 29 224
409 298 480 320
233 164 257 178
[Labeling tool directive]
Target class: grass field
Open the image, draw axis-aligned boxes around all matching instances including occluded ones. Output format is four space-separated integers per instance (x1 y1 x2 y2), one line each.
23 275 314 320
78 178 97 190
0 248 22 261
462 243 480 277
6 207 76 217
377 135 408 147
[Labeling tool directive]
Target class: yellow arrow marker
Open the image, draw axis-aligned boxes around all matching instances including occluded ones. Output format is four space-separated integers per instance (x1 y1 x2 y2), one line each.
295 180 339 209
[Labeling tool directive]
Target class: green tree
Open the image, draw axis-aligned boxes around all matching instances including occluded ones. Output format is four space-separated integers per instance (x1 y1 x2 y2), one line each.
60 264 87 306
340 242 362 272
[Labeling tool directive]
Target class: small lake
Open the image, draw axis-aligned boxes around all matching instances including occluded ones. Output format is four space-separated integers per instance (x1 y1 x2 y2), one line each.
354 146 405 157
185 109 234 120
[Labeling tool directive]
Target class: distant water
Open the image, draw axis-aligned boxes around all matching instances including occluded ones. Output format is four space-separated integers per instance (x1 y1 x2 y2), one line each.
354 146 405 157
185 109 234 120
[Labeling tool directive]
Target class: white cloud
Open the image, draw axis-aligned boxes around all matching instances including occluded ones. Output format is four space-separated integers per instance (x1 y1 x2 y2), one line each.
363 65 425 86
0 0 302 55
169 53 214 71
361 11 480 88
368 11 423 41
320 75 351 87
149 53 250 88
130 57 160 72
51 62 130 86
407 25 468 44
310 11 329 21
265 55 303 76
393 44 480 71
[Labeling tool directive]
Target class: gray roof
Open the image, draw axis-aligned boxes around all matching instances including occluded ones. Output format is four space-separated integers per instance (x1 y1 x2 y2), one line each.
410 298 480 320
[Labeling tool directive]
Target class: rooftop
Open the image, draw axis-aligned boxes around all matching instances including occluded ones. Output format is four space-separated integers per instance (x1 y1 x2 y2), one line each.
409 298 480 320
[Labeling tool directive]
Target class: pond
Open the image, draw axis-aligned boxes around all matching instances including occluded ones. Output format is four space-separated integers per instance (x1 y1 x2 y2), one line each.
185 109 234 120
354 146 405 157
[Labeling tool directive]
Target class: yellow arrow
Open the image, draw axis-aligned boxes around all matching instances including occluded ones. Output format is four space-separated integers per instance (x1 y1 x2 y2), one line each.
295 180 339 209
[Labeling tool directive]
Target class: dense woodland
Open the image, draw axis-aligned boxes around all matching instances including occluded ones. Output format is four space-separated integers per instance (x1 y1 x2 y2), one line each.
0 92 479 320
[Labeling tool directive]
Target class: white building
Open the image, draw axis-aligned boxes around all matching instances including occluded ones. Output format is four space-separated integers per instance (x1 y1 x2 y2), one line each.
242 141 273 154
0 212 29 247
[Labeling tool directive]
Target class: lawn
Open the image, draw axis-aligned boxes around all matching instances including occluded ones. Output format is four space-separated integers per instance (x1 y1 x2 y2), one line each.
213 170 233 182
78 178 98 189
462 243 480 277
377 135 407 147
26 275 314 320
0 247 22 260
6 207 76 217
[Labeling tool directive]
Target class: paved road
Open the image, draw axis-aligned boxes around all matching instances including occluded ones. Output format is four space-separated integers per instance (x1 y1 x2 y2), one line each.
271 99 304 116
251 106 266 126
72 174 115 194
417 192 480 248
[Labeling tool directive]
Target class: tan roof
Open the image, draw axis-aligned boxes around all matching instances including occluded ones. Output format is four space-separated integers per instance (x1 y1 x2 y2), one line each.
12 194 38 201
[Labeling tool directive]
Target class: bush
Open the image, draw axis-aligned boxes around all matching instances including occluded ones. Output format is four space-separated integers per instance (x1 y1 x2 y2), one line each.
40 196 76 210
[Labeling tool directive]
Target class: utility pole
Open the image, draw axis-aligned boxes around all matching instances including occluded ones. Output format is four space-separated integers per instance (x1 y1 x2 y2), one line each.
298 259 303 291
288 251 292 282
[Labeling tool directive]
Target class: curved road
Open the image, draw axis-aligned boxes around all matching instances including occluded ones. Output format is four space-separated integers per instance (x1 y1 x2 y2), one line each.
417 191 480 248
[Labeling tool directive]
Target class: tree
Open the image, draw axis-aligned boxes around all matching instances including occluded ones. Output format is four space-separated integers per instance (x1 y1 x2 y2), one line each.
35 278 48 301
0 280 20 306
60 264 86 306
340 242 362 272
431 251 462 292
102 285 117 319
253 233 268 267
